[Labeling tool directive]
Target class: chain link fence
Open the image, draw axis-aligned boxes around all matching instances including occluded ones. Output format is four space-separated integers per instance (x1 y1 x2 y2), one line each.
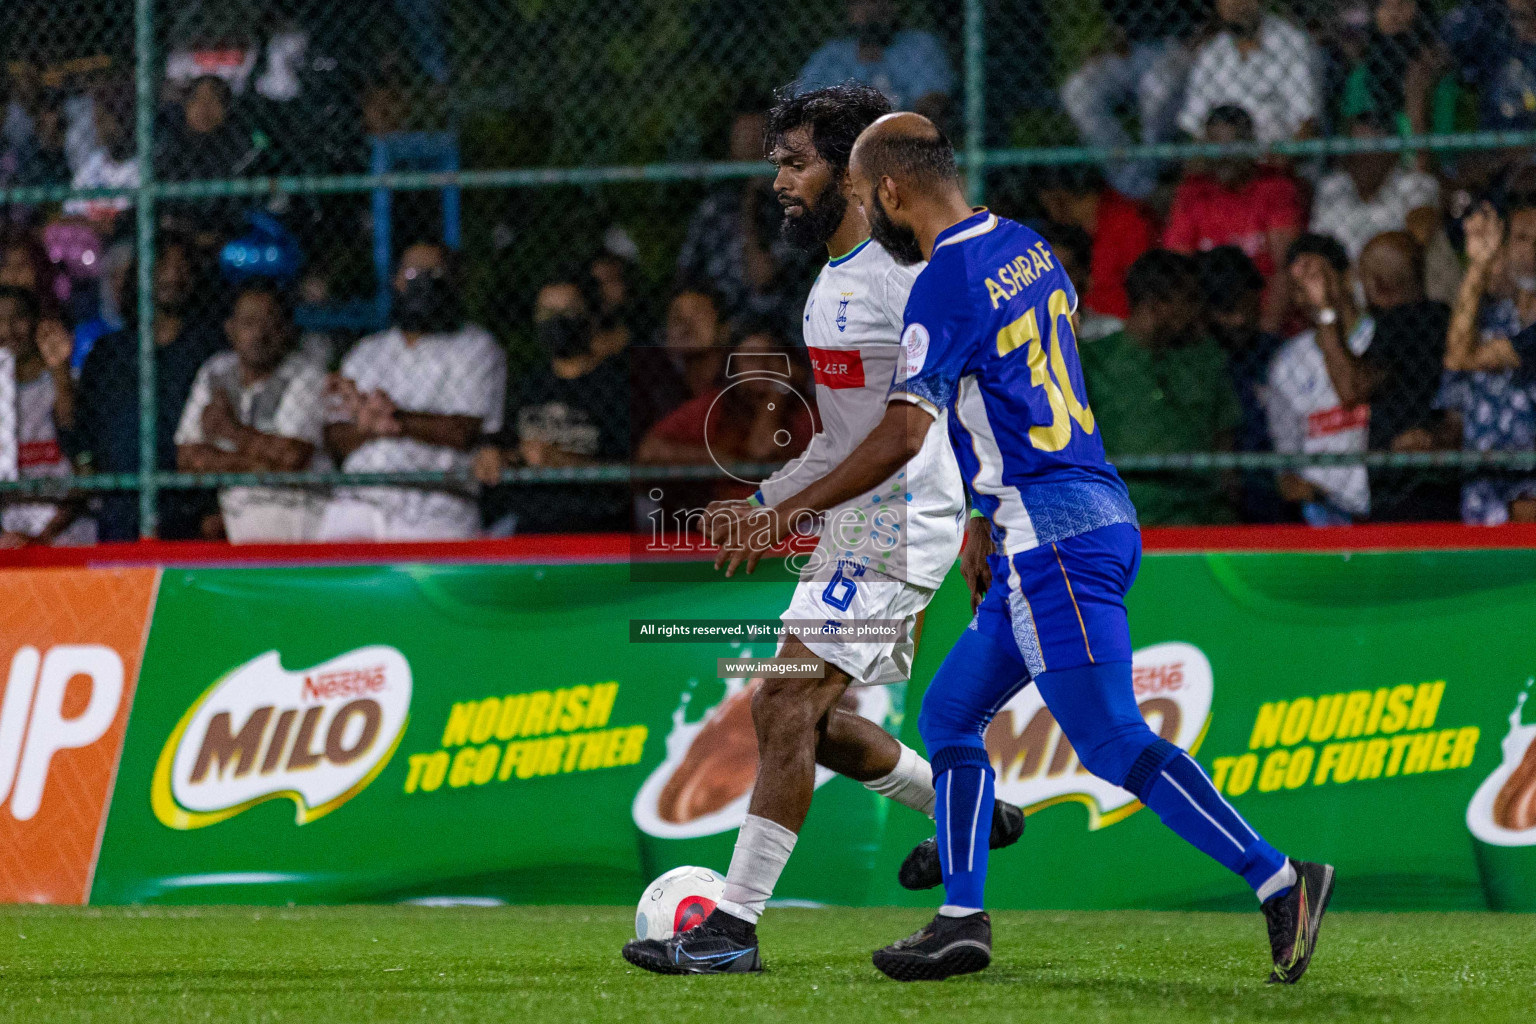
0 0 1534 543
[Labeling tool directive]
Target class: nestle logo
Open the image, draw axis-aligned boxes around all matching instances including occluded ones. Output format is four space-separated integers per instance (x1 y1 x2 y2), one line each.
1133 662 1185 696
302 667 386 702
154 646 413 830
983 642 1214 831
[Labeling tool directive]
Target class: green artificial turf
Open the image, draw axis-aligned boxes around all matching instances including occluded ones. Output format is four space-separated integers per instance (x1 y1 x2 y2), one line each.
1 905 1532 1023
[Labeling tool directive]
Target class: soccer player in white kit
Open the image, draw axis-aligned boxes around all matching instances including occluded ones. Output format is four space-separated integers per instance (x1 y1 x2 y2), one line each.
623 85 1020 976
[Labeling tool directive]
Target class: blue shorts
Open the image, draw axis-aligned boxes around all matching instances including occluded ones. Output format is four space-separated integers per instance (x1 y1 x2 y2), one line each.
974 522 1141 678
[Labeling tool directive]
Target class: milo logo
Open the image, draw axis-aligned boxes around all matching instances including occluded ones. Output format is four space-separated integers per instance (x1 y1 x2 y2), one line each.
151 646 411 829
985 642 1213 829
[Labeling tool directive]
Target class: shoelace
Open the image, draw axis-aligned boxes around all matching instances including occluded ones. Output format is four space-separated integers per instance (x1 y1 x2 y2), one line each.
891 924 936 950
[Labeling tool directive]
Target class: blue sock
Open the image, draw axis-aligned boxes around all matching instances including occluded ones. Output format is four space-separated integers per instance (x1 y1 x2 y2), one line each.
1140 750 1288 896
1034 662 1289 900
932 747 995 911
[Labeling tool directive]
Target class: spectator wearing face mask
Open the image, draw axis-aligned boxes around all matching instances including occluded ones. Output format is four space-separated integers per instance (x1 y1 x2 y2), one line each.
319 241 506 541
474 273 631 535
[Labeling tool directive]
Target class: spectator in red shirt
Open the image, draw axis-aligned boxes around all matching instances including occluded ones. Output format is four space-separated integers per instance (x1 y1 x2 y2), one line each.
1162 105 1304 333
637 328 816 503
1037 166 1157 320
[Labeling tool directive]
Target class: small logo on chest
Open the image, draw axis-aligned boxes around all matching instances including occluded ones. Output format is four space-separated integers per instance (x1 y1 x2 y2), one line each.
836 292 853 333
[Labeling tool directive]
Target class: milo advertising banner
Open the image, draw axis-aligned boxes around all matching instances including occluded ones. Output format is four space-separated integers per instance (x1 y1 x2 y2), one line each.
2 543 1534 911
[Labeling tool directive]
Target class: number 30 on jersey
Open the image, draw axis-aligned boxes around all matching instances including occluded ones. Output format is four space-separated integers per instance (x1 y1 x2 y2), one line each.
995 288 1096 451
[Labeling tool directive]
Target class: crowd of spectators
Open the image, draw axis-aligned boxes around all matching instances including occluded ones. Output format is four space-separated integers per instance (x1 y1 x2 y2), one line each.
2 0 1536 545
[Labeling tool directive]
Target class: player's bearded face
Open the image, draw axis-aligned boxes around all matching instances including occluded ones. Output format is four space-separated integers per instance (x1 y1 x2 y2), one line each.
780 174 847 250
869 190 924 266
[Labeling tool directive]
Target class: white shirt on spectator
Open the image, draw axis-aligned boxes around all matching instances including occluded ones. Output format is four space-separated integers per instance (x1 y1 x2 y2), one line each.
0 359 95 545
319 325 506 541
1178 16 1321 143
176 349 330 544
65 150 138 224
1264 318 1376 517
1309 167 1440 261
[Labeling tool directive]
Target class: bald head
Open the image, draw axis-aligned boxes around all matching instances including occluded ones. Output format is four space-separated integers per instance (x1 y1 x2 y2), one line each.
1359 230 1424 310
847 112 973 265
851 112 960 191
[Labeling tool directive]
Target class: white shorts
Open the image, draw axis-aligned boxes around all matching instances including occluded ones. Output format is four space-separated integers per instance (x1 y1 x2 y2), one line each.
777 572 936 687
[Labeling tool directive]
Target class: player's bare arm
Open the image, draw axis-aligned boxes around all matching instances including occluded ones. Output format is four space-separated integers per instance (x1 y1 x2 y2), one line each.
714 400 934 576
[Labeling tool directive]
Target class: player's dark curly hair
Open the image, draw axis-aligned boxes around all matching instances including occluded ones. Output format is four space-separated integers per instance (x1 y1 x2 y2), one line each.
764 83 892 178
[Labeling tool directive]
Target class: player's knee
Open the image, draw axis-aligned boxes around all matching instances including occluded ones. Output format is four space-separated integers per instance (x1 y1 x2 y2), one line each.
751 676 830 746
1072 729 1179 797
917 687 985 751
1070 730 1146 787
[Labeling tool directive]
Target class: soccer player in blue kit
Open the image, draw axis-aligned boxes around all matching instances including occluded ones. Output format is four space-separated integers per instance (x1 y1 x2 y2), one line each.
715 113 1334 984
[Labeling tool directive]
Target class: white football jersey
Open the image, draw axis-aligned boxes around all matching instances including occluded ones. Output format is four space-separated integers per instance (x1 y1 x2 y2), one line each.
759 239 964 588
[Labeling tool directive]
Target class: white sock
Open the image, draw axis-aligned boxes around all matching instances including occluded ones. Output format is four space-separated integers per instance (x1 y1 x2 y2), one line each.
862 743 936 818
1256 859 1297 903
716 814 798 924
939 904 983 917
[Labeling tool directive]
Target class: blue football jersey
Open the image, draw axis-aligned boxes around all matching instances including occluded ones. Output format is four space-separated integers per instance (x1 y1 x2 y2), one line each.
888 210 1137 554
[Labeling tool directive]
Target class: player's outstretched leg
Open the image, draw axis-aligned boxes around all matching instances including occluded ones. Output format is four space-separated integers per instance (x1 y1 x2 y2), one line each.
1036 660 1335 984
874 627 1029 981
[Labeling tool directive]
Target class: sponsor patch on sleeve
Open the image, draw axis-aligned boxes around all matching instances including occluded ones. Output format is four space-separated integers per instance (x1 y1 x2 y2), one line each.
900 323 930 379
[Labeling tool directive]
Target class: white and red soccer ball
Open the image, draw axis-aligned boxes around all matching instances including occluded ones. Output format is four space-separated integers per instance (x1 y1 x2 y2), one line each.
635 865 725 941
